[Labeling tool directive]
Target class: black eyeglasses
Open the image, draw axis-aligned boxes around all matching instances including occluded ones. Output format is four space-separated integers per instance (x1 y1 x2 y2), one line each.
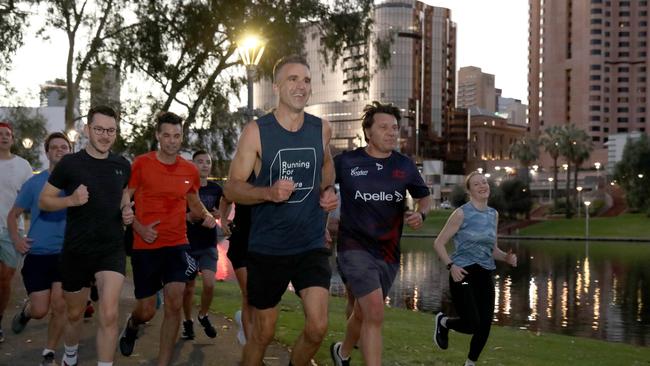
92 127 117 136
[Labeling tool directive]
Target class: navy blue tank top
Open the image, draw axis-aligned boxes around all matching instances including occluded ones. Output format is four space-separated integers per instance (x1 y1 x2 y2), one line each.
249 112 325 255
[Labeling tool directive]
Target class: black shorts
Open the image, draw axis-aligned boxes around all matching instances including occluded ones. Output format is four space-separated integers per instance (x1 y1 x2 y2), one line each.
22 254 62 294
60 247 126 293
227 231 249 270
247 248 332 310
131 245 196 299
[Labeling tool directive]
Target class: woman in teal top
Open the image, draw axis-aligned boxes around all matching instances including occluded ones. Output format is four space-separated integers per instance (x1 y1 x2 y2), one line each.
432 171 518 366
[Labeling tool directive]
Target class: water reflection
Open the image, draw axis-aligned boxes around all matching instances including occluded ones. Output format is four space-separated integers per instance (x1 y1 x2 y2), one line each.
330 239 650 346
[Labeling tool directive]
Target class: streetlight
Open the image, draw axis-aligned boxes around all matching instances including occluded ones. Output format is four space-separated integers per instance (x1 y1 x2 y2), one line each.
21 138 33 149
576 186 583 217
237 34 266 120
548 177 554 202
584 201 592 239
638 173 645 179
67 129 79 152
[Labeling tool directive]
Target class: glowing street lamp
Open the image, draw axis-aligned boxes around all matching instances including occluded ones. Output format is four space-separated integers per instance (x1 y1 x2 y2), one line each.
638 173 645 179
21 138 33 149
584 201 592 239
237 34 266 119
576 186 583 216
547 177 554 202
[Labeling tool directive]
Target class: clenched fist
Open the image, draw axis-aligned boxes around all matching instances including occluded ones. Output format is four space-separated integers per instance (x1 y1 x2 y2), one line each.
70 184 89 206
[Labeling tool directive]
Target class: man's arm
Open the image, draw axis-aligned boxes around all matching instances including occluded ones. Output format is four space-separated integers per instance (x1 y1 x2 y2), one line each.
224 121 294 204
319 119 338 212
39 182 87 211
218 196 233 236
187 192 216 228
7 205 30 254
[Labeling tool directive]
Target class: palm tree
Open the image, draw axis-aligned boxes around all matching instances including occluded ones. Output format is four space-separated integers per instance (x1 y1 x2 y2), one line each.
541 126 562 206
558 125 593 218
509 135 540 186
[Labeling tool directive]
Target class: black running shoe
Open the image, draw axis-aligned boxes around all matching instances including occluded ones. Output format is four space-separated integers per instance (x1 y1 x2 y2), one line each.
181 319 195 340
433 312 449 350
198 315 217 338
11 303 30 334
40 351 56 366
119 316 139 356
330 342 350 366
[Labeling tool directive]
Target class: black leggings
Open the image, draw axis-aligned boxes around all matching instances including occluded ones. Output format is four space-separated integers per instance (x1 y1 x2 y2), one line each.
446 264 495 362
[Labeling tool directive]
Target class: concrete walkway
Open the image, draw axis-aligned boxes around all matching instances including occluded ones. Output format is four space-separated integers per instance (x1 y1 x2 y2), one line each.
0 275 290 365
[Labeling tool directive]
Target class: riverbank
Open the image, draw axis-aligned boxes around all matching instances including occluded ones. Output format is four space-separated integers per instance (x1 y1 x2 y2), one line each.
211 281 650 366
407 211 650 242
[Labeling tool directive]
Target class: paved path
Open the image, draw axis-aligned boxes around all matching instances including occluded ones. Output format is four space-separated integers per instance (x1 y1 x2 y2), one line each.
0 275 291 365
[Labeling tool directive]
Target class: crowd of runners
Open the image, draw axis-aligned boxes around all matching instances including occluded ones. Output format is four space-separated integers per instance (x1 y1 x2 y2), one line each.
0 55 517 366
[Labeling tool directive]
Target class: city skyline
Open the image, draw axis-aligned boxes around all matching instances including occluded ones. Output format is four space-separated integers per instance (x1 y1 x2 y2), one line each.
1 0 529 107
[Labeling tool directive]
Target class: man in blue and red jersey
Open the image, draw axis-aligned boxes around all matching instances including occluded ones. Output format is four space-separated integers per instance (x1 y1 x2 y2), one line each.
330 101 431 366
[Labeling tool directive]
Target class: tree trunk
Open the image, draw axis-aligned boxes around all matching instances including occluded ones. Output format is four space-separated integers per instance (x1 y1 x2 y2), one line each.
552 157 559 207
565 162 573 218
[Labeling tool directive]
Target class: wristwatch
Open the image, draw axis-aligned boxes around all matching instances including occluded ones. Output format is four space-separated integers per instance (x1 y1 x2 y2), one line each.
419 212 426 221
446 262 454 270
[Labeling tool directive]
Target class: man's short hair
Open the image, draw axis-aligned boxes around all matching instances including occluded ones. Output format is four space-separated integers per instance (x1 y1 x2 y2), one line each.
155 111 183 132
87 105 118 125
273 54 310 82
0 121 14 135
192 150 210 160
44 132 72 152
361 101 401 142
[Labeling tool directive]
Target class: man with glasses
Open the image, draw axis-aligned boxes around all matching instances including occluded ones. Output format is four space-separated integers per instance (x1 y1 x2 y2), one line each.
39 106 133 366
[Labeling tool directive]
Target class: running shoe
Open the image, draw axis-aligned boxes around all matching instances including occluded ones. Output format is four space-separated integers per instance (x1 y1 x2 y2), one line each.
119 316 139 356
40 351 56 366
11 302 30 334
433 312 449 350
330 342 351 366
234 310 246 345
181 319 195 340
198 314 217 338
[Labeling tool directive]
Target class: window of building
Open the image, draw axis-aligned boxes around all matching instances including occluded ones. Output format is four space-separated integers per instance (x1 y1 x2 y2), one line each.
619 52 630 57
641 11 648 16
591 39 602 45
639 51 647 57
604 127 609 133
640 31 648 37
619 31 630 37
639 77 647 83
618 77 629 83
639 41 647 48
590 105 601 111
590 74 601 80
619 21 630 27
618 66 630 73
591 126 601 131
591 8 603 14
617 107 629 113
620 0 630 6
604 107 610 113
593 136 601 142
639 118 647 123
590 29 602 35
591 49 602 55
618 128 628 132
617 87 629 93
640 21 648 27
618 117 629 123
591 18 602 24
618 41 630 47
590 64 602 70
638 107 646 113
590 85 601 91
591 0 602 3
638 97 647 103
619 11 630 16
590 95 601 101
618 97 629 102
590 115 601 121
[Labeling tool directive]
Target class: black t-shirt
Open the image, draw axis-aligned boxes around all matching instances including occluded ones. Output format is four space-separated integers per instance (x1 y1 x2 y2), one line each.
48 149 131 254
187 181 223 250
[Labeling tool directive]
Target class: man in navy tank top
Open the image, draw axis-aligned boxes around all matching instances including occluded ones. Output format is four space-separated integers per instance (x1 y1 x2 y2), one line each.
329 102 431 366
224 55 338 366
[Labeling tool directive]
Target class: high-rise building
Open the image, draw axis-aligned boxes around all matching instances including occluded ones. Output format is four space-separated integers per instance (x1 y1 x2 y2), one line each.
528 0 649 167
254 0 456 160
457 66 497 113
498 96 528 127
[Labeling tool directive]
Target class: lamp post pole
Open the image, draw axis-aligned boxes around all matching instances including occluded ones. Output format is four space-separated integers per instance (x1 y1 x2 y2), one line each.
237 35 266 120
576 186 583 217
584 201 591 239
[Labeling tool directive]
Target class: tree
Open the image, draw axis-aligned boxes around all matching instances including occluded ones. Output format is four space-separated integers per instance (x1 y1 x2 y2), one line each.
509 135 539 186
37 0 134 131
0 1 29 83
1 107 48 169
613 134 650 214
541 126 563 207
558 124 592 217
115 0 377 146
500 178 533 219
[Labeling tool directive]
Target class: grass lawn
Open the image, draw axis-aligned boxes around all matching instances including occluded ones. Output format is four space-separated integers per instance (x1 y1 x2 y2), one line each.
518 213 650 238
208 281 650 366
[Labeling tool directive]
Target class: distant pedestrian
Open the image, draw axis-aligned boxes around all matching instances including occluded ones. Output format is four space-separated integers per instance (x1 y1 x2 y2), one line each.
0 121 32 344
7 132 73 365
39 106 133 366
432 171 518 366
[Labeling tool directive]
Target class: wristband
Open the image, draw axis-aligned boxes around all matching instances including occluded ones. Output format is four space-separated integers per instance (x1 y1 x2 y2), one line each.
446 262 454 270
419 212 427 221
322 184 336 194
